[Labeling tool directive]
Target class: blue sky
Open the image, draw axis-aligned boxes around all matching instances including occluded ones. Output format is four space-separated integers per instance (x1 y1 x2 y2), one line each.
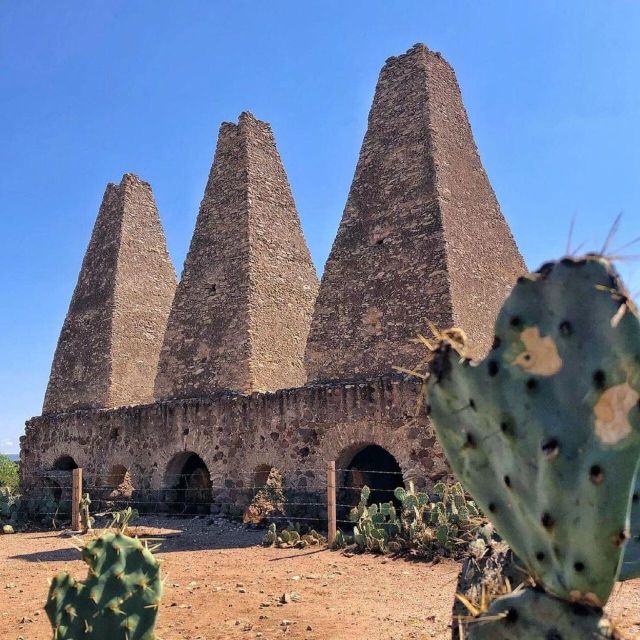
1 2 639 454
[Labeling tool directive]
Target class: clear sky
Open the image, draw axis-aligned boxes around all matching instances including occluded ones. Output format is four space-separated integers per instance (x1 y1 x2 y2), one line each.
1 1 639 454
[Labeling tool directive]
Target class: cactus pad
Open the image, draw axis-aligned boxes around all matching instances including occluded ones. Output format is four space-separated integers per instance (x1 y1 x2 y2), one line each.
466 588 619 639
619 474 640 581
425 256 640 605
46 531 162 639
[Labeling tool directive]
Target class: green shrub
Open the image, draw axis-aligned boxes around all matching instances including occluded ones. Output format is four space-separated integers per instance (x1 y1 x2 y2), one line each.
0 455 19 492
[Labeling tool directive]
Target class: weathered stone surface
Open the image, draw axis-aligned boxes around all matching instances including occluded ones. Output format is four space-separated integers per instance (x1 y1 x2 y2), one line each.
24 375 444 508
154 113 318 399
26 44 525 519
305 44 525 382
43 174 177 414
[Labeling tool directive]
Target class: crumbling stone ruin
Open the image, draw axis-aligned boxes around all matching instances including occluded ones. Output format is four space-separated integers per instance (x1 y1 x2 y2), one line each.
21 44 525 517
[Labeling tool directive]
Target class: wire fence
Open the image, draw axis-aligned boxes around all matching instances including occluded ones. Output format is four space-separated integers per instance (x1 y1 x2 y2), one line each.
17 464 414 538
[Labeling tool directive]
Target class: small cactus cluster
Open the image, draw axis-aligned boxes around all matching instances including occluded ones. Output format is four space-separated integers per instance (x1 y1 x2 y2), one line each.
1 486 62 527
262 522 326 549
424 255 639 637
395 481 480 550
345 482 482 555
110 506 140 534
79 493 94 533
330 529 352 549
45 531 163 640
349 485 400 553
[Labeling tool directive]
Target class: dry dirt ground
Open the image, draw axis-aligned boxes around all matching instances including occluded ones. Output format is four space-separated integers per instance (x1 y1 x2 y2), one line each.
2 517 640 640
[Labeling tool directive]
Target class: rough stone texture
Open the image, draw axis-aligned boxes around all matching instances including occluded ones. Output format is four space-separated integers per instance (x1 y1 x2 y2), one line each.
154 112 318 399
43 174 177 414
305 44 526 383
26 44 525 519
24 375 445 515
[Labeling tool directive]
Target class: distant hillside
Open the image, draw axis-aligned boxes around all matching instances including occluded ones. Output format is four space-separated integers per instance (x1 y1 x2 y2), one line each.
2 454 19 462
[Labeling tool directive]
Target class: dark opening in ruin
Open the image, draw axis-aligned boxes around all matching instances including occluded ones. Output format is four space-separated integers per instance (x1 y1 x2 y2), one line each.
337 444 404 521
42 455 79 511
165 452 212 515
52 455 78 471
46 479 64 504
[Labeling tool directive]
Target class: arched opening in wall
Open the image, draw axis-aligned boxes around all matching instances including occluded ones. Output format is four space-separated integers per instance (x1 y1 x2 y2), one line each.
164 452 212 515
337 444 404 521
243 465 285 524
104 465 134 501
52 455 78 471
41 455 78 514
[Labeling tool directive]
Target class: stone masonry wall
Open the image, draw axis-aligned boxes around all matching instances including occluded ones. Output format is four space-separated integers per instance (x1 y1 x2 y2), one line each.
154 113 318 399
423 51 526 358
305 44 525 382
43 174 176 414
24 376 446 515
245 115 319 391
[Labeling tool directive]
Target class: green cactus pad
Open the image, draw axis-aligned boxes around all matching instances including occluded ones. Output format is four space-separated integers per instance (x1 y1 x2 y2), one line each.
619 474 640 580
45 531 162 639
466 588 618 639
426 256 640 605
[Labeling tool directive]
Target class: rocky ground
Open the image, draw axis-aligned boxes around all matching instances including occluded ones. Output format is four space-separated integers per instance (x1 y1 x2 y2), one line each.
1 516 639 639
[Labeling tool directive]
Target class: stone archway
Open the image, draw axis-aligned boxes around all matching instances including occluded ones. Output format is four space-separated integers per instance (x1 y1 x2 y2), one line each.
41 455 79 512
337 443 405 520
164 452 212 514
52 455 78 471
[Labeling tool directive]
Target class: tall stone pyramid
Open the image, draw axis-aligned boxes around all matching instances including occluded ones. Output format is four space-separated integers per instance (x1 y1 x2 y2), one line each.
305 44 526 383
43 174 177 413
154 112 319 399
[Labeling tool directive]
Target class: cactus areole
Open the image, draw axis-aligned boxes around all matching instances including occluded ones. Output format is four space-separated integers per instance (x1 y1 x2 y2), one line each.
425 256 640 606
45 531 162 639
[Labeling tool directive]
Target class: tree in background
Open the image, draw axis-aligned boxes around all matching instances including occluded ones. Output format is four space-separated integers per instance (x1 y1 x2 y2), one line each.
0 455 19 492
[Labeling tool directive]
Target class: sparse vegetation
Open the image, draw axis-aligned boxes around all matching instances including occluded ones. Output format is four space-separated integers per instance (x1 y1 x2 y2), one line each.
110 506 139 534
244 467 286 524
262 522 326 549
0 454 19 492
341 481 484 557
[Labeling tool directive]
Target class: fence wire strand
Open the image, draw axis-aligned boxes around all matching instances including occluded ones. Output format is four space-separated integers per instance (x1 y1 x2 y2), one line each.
18 463 417 533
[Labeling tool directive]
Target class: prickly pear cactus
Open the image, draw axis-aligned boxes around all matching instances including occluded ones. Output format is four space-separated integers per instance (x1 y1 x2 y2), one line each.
262 523 326 549
619 474 640 580
80 493 94 533
349 485 400 552
45 531 162 639
426 256 640 606
466 588 619 639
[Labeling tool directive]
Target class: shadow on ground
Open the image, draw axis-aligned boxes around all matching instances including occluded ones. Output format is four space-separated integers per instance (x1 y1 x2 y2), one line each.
8 516 265 563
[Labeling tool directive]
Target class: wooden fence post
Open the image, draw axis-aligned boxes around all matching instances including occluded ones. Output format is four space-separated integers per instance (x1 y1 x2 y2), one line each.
327 460 336 545
71 467 82 531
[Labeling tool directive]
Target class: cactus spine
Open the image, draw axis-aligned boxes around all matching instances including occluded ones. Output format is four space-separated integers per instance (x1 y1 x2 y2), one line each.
425 255 639 636
45 531 162 639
